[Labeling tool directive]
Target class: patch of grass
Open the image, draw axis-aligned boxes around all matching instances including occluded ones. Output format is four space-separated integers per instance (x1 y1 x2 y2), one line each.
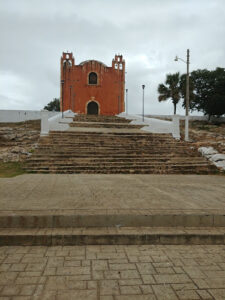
0 161 27 178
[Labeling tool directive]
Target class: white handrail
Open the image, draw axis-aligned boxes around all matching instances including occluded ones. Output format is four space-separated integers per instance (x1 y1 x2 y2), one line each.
40 110 74 136
117 113 180 140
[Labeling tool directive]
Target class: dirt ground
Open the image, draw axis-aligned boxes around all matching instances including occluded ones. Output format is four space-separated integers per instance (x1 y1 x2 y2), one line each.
180 120 225 154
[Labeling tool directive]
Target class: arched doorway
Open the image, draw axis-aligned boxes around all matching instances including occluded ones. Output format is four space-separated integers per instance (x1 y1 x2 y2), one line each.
87 101 99 115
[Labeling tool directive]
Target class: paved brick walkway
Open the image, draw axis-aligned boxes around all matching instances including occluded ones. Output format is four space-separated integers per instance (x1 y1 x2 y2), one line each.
0 245 225 299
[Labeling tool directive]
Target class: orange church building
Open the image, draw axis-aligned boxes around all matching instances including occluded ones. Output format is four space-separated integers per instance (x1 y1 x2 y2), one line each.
60 52 125 115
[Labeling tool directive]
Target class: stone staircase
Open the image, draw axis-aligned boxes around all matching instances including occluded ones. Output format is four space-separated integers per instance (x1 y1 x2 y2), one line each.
24 115 217 174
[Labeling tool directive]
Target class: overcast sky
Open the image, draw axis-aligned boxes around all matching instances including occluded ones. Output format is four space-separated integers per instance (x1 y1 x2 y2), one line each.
0 0 225 115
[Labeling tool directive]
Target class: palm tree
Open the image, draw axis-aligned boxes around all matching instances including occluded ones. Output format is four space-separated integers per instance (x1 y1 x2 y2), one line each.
158 73 181 114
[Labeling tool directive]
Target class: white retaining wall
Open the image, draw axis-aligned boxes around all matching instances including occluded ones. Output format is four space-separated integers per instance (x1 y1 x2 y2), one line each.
41 110 75 136
146 115 225 122
117 113 180 139
0 110 58 123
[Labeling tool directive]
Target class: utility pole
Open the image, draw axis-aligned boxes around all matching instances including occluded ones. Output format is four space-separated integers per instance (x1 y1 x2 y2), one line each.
126 89 128 115
185 49 190 141
175 49 190 141
142 85 145 122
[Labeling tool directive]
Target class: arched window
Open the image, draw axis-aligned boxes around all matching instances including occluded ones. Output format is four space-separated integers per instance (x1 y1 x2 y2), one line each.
89 72 97 85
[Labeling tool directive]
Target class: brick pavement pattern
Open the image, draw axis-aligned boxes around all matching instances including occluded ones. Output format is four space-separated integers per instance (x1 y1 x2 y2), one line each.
0 245 225 299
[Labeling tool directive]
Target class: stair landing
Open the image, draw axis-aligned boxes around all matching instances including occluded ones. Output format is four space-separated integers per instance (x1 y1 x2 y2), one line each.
1 174 225 245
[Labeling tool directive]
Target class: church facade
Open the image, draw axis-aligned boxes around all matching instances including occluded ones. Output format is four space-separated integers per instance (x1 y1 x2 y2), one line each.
60 52 125 115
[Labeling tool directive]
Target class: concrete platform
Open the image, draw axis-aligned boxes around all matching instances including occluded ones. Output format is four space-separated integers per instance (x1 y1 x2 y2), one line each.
0 174 225 222
1 174 225 211
1 174 225 244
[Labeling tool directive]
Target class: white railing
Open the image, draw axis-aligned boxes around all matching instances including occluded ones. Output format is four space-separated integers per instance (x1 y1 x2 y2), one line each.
40 110 75 136
117 113 180 140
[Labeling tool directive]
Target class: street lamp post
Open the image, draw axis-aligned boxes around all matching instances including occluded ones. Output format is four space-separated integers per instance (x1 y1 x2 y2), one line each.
174 49 190 141
142 85 145 122
126 89 128 115
61 80 64 118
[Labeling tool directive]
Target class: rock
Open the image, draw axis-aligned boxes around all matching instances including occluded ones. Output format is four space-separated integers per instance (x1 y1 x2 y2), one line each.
210 153 225 162
198 147 218 157
198 146 225 171
11 146 23 153
2 134 16 140
213 160 225 170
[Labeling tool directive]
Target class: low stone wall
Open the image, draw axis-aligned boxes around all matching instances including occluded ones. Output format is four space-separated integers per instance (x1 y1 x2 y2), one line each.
146 115 225 122
0 110 58 123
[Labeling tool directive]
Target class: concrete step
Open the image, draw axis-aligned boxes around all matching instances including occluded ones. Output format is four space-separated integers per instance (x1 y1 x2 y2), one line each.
1 211 224 228
43 138 177 142
74 115 131 123
35 144 196 150
26 157 207 163
26 153 198 159
25 162 212 168
25 168 212 175
50 131 170 137
47 143 177 147
26 161 210 167
1 227 225 246
37 144 193 152
30 152 199 158
37 147 189 151
50 138 173 142
70 122 143 129
49 133 172 138
36 147 193 153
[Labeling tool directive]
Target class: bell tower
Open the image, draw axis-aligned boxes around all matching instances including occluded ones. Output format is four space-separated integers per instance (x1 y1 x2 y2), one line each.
60 52 75 111
112 55 125 113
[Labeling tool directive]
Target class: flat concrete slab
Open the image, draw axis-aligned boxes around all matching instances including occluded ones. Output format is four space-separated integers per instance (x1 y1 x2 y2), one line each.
0 174 225 215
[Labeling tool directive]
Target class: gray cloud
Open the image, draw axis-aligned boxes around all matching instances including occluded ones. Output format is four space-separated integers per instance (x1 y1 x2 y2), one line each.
0 0 225 114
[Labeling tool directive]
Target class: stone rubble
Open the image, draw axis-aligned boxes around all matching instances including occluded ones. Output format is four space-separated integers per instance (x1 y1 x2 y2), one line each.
0 121 40 162
198 146 225 170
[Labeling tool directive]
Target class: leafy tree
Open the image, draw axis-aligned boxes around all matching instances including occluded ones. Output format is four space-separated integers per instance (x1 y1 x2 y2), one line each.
44 98 60 111
158 73 181 114
179 73 195 110
182 68 225 120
